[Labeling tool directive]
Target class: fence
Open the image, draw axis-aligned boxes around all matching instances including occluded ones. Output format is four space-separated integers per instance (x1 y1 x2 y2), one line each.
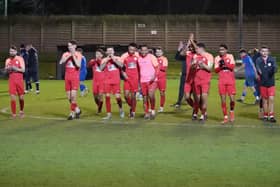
0 15 280 53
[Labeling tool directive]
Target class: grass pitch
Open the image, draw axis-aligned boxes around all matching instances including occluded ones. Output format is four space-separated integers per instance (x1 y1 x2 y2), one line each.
0 79 279 187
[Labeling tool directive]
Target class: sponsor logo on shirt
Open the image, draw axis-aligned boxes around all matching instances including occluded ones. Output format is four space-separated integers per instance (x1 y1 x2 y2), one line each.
128 62 137 69
108 64 117 71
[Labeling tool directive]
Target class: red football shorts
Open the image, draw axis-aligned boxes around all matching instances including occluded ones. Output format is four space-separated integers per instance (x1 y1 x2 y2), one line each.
194 82 210 95
157 78 166 91
260 86 275 99
218 82 236 96
93 81 104 95
9 79 24 95
104 83 121 94
141 81 158 96
184 82 194 94
65 78 79 91
124 79 139 92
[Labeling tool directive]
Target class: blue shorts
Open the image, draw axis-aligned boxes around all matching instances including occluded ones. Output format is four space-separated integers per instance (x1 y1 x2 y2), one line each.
244 76 255 87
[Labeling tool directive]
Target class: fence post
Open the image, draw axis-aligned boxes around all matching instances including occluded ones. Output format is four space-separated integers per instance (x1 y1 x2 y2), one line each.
102 21 106 45
164 19 168 51
226 20 230 45
71 20 75 40
257 20 261 48
40 23 44 52
133 21 137 43
195 18 200 41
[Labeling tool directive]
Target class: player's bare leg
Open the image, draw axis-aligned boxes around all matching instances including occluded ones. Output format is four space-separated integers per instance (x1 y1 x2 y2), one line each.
262 98 269 121
10 95 17 119
185 92 194 108
94 93 103 114
268 96 276 123
98 94 104 114
124 90 132 108
115 93 124 119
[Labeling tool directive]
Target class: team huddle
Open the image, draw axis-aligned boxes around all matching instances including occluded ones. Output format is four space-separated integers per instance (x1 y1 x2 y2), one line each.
3 33 278 123
59 41 168 120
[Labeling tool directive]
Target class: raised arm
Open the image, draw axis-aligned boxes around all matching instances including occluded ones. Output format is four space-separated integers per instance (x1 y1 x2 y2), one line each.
71 52 82 68
100 57 110 70
59 53 68 64
111 56 123 68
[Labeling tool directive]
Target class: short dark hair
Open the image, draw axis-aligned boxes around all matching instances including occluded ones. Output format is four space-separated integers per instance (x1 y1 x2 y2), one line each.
96 48 105 55
197 43 206 49
69 40 77 45
219 44 228 50
261 45 269 49
239 48 247 53
128 43 138 48
10 45 17 50
155 46 163 51
20 44 25 48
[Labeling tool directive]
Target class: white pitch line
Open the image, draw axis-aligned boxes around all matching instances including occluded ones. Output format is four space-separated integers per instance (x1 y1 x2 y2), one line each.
1 107 279 129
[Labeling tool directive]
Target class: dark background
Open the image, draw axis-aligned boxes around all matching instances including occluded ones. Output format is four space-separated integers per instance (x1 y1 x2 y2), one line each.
2 0 280 15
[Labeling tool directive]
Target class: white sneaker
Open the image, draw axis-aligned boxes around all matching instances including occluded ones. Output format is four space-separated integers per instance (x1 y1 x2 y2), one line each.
144 113 150 120
67 112 75 120
150 110 156 120
119 109 125 119
19 111 25 119
35 90 40 94
24 90 29 94
158 107 164 113
102 113 112 120
199 115 205 123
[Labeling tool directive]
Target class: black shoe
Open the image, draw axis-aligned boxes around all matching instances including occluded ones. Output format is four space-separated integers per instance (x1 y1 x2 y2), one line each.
270 117 277 123
263 116 269 122
75 110 82 119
